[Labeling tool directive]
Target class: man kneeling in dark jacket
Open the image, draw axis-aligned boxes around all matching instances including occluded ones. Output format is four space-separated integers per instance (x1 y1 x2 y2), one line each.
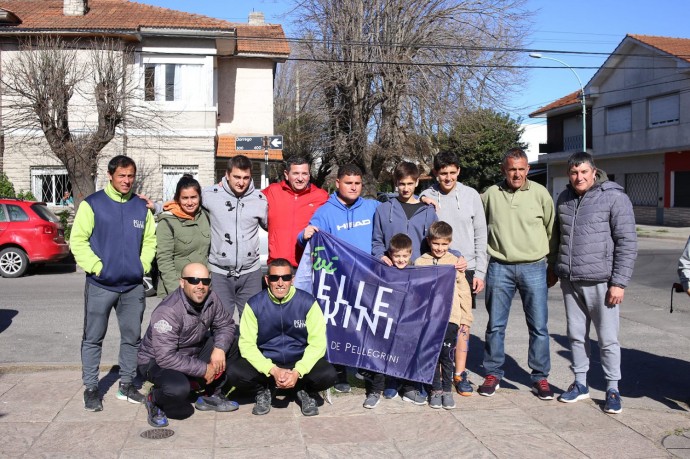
227 258 337 416
138 263 238 427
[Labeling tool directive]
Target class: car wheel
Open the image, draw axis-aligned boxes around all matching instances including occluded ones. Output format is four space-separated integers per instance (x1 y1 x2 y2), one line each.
0 247 30 278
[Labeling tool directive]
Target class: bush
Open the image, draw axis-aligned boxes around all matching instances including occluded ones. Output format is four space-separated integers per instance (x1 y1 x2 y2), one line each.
56 209 73 241
0 172 15 198
16 189 37 201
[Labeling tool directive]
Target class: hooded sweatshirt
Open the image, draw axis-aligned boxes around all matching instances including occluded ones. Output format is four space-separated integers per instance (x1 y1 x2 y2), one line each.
202 177 267 277
420 182 488 280
298 193 379 253
371 198 437 261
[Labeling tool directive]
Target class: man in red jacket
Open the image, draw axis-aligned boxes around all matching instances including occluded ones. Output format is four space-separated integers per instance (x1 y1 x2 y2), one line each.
263 157 328 267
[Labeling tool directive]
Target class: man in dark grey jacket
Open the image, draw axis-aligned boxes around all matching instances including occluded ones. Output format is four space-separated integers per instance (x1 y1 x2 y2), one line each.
138 263 239 427
554 152 637 414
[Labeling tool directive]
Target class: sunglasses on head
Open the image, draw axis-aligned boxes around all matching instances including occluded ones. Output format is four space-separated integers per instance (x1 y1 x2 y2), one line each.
182 277 211 286
267 274 293 282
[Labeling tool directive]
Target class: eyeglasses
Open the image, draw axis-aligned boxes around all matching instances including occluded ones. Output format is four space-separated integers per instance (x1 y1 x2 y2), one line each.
267 274 293 282
182 277 211 286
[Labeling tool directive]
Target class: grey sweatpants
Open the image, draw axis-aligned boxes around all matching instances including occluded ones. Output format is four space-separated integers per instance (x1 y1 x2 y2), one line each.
560 278 621 383
211 269 262 319
81 282 145 388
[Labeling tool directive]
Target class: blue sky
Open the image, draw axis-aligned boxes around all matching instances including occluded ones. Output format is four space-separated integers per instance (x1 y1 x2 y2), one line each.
147 0 690 127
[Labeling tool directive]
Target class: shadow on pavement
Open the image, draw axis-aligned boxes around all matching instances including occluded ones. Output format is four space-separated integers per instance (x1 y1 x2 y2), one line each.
0 309 18 334
552 333 690 411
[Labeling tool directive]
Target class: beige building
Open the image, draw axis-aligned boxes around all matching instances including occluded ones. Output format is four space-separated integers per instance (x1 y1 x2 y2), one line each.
0 0 289 204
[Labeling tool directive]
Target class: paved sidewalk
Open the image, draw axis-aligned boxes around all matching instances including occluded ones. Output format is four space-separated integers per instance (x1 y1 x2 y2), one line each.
637 225 690 242
1 367 689 458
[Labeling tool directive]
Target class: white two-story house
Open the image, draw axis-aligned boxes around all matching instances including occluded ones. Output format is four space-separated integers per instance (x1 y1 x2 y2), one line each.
0 0 289 204
530 34 690 226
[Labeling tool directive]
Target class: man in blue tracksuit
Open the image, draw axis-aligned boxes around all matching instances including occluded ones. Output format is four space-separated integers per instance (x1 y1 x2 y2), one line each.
298 163 379 392
71 155 156 412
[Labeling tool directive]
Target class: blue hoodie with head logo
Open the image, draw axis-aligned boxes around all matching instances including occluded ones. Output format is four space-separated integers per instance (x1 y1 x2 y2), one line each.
298 193 379 253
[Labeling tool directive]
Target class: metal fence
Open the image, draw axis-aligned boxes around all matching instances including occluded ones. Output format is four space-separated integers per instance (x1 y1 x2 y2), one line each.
625 172 658 206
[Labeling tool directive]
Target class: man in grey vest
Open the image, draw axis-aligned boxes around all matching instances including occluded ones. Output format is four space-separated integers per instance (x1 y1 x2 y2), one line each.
554 152 637 414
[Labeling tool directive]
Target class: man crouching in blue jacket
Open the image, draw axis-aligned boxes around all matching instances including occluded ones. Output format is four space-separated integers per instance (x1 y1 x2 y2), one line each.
138 263 238 428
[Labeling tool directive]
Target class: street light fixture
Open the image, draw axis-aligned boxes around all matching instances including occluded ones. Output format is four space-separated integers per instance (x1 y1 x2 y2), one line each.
530 53 587 152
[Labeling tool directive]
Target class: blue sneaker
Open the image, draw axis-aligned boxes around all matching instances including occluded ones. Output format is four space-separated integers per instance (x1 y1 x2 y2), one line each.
145 392 168 428
454 371 473 396
558 382 590 403
604 389 622 414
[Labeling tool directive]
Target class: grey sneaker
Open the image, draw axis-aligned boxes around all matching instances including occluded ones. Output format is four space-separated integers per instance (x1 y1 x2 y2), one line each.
401 390 427 406
429 391 443 409
116 383 145 404
363 392 381 409
252 388 272 416
296 390 319 416
195 393 239 412
442 391 456 410
83 387 103 412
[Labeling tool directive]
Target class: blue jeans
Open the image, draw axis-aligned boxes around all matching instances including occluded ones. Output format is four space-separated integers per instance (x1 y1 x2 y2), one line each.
483 259 550 382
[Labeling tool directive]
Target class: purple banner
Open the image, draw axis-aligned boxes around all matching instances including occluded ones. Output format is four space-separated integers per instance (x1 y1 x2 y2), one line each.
306 231 456 384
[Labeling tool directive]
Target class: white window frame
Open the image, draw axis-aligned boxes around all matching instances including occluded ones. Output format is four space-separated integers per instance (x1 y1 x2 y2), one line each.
162 166 200 202
139 53 214 110
31 167 71 206
606 104 632 134
649 93 679 127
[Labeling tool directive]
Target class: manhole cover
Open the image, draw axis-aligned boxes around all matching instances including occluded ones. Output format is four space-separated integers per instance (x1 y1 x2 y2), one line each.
662 433 690 458
140 428 175 440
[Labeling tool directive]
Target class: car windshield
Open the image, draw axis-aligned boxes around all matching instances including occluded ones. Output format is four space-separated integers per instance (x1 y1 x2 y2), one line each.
31 203 59 222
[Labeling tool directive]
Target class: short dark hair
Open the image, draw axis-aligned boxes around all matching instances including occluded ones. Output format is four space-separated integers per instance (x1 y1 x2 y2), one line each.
286 156 309 171
428 221 453 241
337 163 363 179
388 233 413 253
226 155 252 172
567 151 596 170
502 148 528 167
107 155 136 175
433 152 461 171
174 174 202 203
267 258 294 273
393 161 420 183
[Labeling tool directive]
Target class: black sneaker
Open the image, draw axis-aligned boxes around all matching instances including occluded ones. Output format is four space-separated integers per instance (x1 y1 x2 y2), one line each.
83 387 103 412
296 390 319 416
531 379 554 400
333 372 351 393
195 393 239 412
116 383 145 404
252 387 272 416
478 375 500 397
145 392 168 428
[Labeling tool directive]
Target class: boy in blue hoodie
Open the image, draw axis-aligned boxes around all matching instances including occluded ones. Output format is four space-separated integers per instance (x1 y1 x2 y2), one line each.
299 164 379 393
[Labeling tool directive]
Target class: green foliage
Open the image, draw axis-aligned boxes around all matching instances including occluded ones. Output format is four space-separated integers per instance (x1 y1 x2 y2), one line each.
0 172 15 198
437 109 527 193
16 189 37 201
56 209 73 241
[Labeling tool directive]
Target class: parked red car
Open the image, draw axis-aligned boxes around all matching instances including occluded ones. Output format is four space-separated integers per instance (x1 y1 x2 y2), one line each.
0 198 69 277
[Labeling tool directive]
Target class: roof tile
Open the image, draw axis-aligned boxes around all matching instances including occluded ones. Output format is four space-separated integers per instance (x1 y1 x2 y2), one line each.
628 34 690 63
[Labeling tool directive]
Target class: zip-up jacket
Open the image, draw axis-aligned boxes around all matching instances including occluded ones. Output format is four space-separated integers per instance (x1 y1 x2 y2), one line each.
298 193 379 253
71 182 156 292
678 237 690 292
420 182 488 280
202 178 267 277
414 252 472 326
555 172 637 287
262 181 328 266
239 286 326 377
372 199 437 261
138 288 235 377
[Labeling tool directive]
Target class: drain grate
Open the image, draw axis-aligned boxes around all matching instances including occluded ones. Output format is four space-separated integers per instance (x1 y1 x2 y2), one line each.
662 433 690 458
140 428 175 440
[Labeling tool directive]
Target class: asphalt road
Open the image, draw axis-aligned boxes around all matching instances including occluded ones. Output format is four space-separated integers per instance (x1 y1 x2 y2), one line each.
1 237 690 410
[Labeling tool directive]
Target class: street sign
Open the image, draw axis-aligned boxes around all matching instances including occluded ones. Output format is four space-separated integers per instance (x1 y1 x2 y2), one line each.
235 135 283 151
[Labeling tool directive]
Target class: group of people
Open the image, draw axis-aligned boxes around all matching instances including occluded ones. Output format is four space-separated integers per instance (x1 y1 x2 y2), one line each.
70 145 638 428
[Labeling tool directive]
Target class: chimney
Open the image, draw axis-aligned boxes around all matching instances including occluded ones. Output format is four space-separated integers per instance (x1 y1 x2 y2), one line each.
248 11 265 25
64 0 89 16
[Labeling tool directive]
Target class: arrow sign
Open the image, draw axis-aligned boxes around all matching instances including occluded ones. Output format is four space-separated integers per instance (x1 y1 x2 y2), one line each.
269 135 283 150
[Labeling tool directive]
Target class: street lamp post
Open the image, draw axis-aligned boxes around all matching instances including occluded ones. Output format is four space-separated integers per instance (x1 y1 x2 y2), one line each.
530 53 587 152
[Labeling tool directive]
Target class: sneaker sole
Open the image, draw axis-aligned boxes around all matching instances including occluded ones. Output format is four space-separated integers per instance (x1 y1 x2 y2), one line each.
195 403 239 412
363 400 380 409
604 406 622 414
252 407 271 415
147 418 169 428
478 384 499 397
531 388 554 400
401 396 427 406
333 386 351 393
429 403 442 409
116 392 143 404
558 393 590 403
457 390 473 397
442 404 456 410
83 405 103 412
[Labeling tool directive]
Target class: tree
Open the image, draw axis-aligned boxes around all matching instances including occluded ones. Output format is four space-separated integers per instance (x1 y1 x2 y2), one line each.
437 108 527 192
2 36 160 208
289 0 530 193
